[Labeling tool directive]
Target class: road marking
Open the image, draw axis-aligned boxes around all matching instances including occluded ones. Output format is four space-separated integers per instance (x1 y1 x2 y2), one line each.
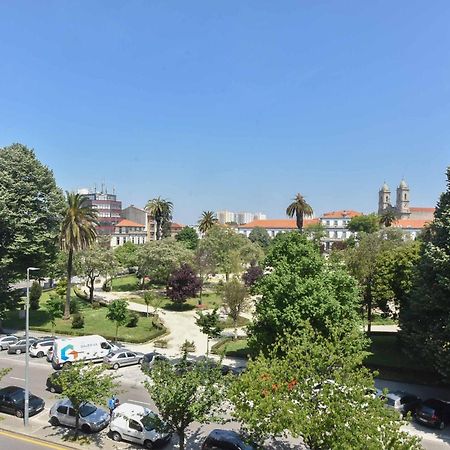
128 399 152 406
0 430 68 449
9 377 25 381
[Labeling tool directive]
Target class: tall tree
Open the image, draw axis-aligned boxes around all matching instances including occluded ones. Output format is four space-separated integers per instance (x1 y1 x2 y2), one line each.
198 211 218 234
195 309 221 356
145 197 173 240
0 143 65 315
248 232 361 354
114 241 138 269
75 241 116 302
143 354 225 450
286 193 313 231
400 167 450 380
60 192 98 319
166 264 202 305
106 299 129 341
175 226 199 250
347 213 380 234
379 209 399 228
221 278 249 339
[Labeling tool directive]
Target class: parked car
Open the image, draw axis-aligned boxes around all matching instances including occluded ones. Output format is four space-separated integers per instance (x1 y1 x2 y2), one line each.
30 337 56 358
103 350 144 370
141 352 169 372
384 391 421 417
49 399 109 433
0 335 19 350
110 402 172 448
221 364 247 376
202 429 256 450
0 386 45 418
416 398 450 429
46 371 63 394
7 337 38 354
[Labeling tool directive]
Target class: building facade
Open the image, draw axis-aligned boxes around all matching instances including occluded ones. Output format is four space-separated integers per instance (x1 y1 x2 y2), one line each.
121 205 157 241
79 188 122 235
218 210 267 225
110 219 147 247
320 210 362 249
238 218 319 238
378 180 434 221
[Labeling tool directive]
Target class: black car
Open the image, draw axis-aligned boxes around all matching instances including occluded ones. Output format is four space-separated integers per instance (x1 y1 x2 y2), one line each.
416 398 450 429
0 386 45 418
202 429 256 450
46 371 63 394
141 352 169 371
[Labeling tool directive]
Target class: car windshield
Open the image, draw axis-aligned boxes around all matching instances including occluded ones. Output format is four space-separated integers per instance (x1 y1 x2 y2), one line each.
31 342 38 348
386 398 396 406
141 412 157 431
421 405 436 415
9 390 24 403
80 404 97 417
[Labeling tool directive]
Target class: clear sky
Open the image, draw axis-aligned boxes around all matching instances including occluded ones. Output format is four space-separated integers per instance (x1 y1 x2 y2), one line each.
1 1 449 224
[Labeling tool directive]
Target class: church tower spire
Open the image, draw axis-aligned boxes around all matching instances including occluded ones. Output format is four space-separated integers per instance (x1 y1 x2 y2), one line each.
396 179 410 219
378 182 391 215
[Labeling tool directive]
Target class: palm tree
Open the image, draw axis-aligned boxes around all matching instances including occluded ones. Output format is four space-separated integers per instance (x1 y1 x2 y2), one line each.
60 192 98 319
198 211 217 234
379 209 399 227
286 193 314 232
146 197 173 240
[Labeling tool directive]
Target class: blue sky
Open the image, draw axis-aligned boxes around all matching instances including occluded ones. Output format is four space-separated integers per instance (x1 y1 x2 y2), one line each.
1 1 449 224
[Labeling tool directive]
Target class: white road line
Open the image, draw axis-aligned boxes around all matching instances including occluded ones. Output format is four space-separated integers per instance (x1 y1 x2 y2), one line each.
128 399 152 406
9 376 25 381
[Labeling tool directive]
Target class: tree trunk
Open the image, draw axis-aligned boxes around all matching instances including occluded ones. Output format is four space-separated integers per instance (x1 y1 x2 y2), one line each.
178 431 185 450
89 277 95 302
366 283 372 335
116 324 119 341
296 212 304 231
156 218 162 240
233 318 238 340
75 412 80 437
64 249 73 319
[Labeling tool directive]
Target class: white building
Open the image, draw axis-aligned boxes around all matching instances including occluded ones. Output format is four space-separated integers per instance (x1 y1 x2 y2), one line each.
320 210 362 249
217 210 236 224
110 219 147 247
238 218 319 238
217 210 267 225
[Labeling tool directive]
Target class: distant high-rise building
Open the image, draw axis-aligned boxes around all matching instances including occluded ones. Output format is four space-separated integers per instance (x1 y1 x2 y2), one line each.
78 187 122 235
217 210 267 225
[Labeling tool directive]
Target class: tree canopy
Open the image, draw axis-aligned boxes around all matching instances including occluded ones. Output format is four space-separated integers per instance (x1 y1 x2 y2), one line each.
175 226 199 250
400 167 450 380
248 227 271 248
346 213 380 234
146 197 173 240
286 193 313 231
166 264 202 304
114 241 138 269
248 232 361 354
0 143 65 311
198 211 218 234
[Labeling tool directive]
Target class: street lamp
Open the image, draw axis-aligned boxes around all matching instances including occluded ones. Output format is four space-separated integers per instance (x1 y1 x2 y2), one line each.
25 267 39 427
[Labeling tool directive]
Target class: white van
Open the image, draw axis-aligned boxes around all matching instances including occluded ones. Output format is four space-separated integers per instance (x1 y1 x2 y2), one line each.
110 403 171 449
52 335 117 369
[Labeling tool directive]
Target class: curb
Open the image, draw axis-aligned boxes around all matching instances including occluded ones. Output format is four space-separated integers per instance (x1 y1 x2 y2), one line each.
0 426 78 449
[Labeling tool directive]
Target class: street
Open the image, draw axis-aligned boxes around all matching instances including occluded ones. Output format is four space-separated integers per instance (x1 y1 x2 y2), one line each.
0 348 450 449
0 430 69 449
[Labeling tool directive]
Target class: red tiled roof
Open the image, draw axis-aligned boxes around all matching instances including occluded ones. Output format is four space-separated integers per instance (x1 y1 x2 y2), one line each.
392 219 431 229
238 219 319 229
116 219 145 228
171 223 183 229
410 207 435 213
321 210 362 218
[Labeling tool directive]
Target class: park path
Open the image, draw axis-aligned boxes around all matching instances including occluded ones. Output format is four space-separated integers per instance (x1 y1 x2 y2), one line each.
92 287 246 358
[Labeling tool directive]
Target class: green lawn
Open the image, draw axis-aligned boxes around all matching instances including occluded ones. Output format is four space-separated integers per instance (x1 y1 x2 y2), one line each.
367 314 397 326
111 275 139 292
3 291 165 343
212 338 250 358
218 315 250 329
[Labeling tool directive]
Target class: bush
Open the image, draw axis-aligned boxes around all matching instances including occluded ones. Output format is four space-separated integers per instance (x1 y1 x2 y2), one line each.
29 281 43 311
154 339 168 348
70 298 80 314
71 313 85 329
180 340 196 353
126 311 139 328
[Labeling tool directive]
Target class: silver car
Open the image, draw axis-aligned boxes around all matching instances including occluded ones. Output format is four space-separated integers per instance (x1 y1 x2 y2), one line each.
0 335 19 350
103 350 144 370
49 399 109 433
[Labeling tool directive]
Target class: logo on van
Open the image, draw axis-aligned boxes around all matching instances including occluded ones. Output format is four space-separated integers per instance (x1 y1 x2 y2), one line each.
61 344 79 361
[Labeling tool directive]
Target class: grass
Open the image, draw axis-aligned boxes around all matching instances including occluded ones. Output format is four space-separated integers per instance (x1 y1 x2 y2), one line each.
212 337 250 358
218 315 250 329
3 290 165 343
366 334 417 370
366 314 397 326
111 275 139 292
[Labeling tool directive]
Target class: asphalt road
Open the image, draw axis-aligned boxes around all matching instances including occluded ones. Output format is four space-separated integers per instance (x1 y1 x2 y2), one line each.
1 348 450 449
0 430 69 450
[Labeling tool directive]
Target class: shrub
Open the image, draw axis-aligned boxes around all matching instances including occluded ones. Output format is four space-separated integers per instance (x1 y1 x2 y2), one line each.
29 281 43 310
166 264 202 304
70 298 80 314
154 339 168 348
71 313 85 329
180 340 196 353
126 311 139 328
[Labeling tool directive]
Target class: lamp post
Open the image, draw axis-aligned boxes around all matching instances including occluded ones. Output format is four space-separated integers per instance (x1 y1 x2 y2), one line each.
25 267 39 427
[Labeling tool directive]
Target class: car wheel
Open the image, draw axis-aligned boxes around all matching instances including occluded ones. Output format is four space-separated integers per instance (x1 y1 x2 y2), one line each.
50 416 60 426
111 431 122 442
113 363 120 370
144 440 154 449
439 421 445 430
16 349 22 355
15 409 23 418
81 424 91 434
138 358 142 365
37 351 44 358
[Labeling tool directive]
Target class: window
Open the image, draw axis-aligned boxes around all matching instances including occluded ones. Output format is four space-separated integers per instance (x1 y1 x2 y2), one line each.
126 352 135 358
101 342 111 350
117 353 127 359
68 407 77 417
57 405 68 414
129 419 143 432
334 220 338 226
116 237 120 245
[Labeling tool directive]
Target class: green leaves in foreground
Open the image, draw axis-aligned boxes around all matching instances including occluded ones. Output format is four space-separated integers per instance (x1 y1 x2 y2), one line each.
229 324 421 450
